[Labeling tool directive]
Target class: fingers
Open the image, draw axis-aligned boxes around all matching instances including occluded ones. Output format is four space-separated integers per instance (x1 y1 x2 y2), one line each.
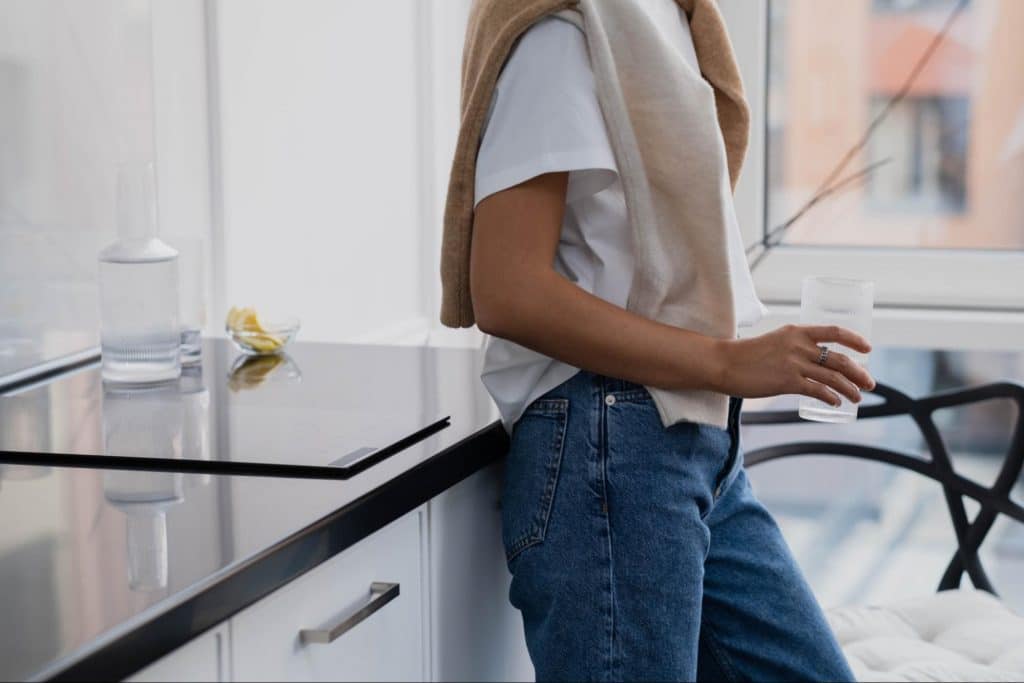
803 362 862 403
800 378 842 408
802 345 876 390
804 325 872 355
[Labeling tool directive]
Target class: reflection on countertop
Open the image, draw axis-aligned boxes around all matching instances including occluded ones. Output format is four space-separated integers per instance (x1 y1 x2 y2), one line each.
100 367 212 592
227 352 302 392
0 339 500 680
104 470 184 592
1 339 464 470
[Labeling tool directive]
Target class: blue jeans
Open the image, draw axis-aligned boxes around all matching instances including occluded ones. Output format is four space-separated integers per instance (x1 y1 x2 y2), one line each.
501 370 854 682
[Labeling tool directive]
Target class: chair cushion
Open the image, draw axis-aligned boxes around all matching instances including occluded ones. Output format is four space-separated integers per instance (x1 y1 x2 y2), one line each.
826 588 1024 682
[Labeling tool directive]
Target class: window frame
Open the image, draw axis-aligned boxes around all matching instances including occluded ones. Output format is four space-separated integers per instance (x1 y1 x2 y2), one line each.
719 0 1024 343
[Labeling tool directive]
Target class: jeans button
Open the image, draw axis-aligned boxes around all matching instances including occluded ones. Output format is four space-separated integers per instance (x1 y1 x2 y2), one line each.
605 394 616 406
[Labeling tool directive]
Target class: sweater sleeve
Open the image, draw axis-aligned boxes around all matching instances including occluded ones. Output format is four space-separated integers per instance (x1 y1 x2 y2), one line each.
473 16 619 208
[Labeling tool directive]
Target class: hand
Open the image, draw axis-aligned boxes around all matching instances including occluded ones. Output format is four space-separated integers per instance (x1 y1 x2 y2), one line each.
711 324 876 406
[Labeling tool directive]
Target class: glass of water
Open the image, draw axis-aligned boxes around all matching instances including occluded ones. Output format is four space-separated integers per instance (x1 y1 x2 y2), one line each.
172 236 207 365
798 276 874 423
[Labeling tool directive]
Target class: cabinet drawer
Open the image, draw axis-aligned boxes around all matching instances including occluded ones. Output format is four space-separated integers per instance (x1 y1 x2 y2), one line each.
126 624 228 682
231 509 425 682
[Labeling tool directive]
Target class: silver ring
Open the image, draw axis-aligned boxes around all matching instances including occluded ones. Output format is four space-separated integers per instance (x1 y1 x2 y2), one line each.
817 345 830 366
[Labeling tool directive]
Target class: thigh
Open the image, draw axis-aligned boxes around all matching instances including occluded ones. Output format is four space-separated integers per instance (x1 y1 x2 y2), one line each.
604 392 728 681
698 468 855 683
501 389 614 682
503 377 727 682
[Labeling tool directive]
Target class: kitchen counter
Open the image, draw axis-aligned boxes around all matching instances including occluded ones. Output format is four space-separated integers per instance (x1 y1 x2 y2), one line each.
0 340 505 681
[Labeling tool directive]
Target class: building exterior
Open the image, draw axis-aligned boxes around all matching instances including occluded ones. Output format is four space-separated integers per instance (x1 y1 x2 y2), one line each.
769 0 1024 250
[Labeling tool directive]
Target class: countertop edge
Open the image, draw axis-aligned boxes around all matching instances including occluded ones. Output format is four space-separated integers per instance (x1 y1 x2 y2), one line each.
38 421 509 682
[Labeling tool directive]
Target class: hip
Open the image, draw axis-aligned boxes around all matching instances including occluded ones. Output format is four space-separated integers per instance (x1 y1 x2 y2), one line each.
501 369 745 566
511 369 743 461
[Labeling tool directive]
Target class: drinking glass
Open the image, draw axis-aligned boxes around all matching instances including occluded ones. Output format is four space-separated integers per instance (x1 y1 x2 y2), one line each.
168 235 207 364
798 276 874 423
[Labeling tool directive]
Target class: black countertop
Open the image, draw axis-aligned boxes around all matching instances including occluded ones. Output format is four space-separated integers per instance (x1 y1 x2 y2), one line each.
1 338 472 472
0 340 505 681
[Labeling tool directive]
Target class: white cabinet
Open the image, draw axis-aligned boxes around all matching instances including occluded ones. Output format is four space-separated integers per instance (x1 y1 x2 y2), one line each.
428 462 534 682
123 467 529 683
230 508 427 682
127 624 229 682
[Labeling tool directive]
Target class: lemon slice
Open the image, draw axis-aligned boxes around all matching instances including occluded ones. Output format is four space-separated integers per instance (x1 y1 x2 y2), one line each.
226 306 263 332
226 306 285 352
244 332 284 353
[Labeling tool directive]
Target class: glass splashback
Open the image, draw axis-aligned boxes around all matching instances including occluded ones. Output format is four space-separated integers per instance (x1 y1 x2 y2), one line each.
0 0 158 378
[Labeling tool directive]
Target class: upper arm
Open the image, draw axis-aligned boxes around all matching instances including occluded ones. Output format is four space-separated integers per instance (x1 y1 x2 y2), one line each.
467 17 617 330
470 171 568 330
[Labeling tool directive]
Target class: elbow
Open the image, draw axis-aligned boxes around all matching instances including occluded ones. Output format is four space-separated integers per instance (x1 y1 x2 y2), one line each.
473 302 497 336
472 288 512 338
471 250 552 339
471 268 526 339
469 250 505 336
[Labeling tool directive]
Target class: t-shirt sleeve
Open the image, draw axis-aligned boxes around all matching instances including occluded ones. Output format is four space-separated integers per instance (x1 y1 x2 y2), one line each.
473 16 619 208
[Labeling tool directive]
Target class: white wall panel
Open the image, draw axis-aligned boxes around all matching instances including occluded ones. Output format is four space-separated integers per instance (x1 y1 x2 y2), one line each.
210 0 426 343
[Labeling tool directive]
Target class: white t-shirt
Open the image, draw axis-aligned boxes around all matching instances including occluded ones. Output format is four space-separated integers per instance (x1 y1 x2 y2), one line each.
474 10 768 433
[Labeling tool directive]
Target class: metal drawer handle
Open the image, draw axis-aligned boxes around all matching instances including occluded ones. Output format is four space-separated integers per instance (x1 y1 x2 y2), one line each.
300 582 400 645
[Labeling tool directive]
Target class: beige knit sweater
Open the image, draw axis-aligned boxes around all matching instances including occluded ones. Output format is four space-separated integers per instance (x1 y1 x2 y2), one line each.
440 0 751 429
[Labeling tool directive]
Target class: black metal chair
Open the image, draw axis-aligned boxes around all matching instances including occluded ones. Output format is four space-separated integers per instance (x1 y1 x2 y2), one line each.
741 380 1024 596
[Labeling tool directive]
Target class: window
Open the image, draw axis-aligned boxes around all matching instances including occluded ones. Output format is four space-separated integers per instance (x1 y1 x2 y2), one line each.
737 0 1024 316
766 0 1023 250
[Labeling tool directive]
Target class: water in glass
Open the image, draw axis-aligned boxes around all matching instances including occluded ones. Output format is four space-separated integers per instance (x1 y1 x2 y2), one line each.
798 276 874 423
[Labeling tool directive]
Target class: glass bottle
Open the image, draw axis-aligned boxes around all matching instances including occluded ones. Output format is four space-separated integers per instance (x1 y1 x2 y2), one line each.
171 235 206 365
99 162 181 383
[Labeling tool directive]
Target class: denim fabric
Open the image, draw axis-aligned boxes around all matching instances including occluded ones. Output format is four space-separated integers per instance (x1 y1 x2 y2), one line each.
500 370 855 682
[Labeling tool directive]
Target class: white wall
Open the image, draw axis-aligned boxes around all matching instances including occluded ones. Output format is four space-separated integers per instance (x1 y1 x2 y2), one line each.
152 0 215 335
209 0 455 344
421 0 485 349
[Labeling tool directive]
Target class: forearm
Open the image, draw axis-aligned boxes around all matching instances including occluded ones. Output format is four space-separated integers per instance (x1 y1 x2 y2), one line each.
476 267 725 392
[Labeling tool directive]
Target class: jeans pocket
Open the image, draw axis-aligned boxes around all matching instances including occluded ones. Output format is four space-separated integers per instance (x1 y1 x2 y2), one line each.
501 397 569 567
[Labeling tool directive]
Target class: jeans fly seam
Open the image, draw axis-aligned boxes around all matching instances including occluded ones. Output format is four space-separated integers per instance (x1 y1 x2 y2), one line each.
598 385 616 682
690 436 717 524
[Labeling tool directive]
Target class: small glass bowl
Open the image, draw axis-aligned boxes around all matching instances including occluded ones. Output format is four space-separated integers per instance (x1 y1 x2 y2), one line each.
226 317 300 356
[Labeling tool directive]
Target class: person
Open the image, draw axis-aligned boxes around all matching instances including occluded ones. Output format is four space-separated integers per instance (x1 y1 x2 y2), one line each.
442 1 873 680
